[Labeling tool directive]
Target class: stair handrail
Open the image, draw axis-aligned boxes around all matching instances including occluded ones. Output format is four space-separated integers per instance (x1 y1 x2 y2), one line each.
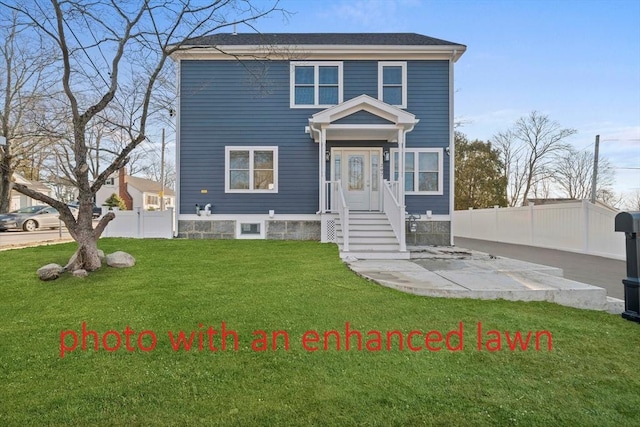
333 181 349 252
382 179 406 252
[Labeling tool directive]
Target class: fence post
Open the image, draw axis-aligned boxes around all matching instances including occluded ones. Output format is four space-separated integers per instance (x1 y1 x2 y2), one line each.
528 202 535 245
135 207 142 238
168 207 175 238
582 199 590 254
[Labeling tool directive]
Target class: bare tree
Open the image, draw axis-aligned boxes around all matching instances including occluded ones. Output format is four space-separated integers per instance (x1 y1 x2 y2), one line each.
493 112 576 206
553 146 615 200
598 188 623 209
0 11 57 212
622 189 640 211
140 149 176 190
3 0 285 271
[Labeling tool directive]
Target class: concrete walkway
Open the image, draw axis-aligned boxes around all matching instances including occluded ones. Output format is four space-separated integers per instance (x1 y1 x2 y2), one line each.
346 246 624 313
454 237 626 299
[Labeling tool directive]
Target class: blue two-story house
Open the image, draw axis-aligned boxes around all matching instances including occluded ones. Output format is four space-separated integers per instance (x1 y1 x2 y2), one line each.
172 33 466 259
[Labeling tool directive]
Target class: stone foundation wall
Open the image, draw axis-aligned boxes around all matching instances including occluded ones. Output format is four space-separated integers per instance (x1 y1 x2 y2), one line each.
266 221 321 240
177 220 235 239
405 220 451 246
177 220 321 241
178 219 445 245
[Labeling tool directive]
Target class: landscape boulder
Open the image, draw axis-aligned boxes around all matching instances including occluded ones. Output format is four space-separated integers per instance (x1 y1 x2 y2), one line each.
106 251 136 268
72 269 88 278
37 264 64 281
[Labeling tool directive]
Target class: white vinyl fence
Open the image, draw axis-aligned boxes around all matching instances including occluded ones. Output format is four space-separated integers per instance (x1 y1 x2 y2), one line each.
454 200 625 260
102 207 174 239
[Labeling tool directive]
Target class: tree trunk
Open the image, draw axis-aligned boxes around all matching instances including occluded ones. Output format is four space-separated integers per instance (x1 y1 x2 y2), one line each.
66 233 102 271
65 211 115 271
0 165 12 213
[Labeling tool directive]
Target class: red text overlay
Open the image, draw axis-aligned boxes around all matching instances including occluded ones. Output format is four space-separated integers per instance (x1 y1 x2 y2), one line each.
59 321 552 358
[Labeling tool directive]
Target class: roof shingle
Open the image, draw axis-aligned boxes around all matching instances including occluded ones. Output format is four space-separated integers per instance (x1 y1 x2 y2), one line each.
184 33 464 47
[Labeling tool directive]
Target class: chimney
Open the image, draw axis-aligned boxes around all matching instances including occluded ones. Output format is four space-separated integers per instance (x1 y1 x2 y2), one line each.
118 168 133 210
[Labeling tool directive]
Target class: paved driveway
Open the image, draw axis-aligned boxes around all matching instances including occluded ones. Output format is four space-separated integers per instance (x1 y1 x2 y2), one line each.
0 228 73 249
454 237 627 300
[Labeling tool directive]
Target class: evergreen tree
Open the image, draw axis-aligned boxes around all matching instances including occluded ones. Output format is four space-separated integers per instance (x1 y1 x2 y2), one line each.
455 132 508 210
103 193 127 211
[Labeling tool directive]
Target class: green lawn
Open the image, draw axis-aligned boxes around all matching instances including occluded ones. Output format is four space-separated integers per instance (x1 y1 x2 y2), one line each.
1 239 639 426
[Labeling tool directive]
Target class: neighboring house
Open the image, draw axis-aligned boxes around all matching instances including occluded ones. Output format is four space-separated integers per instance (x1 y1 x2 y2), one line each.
96 168 175 211
172 33 466 258
9 173 53 211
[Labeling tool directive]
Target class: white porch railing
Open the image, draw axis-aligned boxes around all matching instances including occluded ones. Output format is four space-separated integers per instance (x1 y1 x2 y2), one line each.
387 180 401 203
325 181 350 251
382 180 406 251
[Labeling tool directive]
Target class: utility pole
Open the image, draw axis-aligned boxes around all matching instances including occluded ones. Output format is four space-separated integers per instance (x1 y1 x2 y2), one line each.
160 128 165 211
590 134 600 204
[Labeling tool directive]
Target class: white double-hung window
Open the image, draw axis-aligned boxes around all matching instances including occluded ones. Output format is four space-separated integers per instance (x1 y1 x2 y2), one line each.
290 62 343 108
378 62 407 108
225 146 278 193
391 148 443 195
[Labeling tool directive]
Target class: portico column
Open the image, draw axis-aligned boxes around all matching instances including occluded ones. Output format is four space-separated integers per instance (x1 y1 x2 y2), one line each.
319 127 327 212
397 127 405 206
398 127 407 252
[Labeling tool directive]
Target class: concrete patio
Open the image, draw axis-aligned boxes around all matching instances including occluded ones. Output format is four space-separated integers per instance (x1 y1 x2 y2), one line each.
346 246 624 313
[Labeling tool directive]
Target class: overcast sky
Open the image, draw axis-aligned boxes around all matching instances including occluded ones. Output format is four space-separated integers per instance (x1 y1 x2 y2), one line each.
247 0 640 196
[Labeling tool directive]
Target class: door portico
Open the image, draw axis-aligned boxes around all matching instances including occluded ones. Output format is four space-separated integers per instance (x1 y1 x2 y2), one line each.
306 94 419 214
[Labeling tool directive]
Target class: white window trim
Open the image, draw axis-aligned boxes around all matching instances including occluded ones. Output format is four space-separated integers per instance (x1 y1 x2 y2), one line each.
236 220 266 239
391 148 443 195
290 61 344 108
378 61 407 108
225 146 278 193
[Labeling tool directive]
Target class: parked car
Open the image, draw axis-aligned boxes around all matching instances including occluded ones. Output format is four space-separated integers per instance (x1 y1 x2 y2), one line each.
68 203 103 219
0 205 76 232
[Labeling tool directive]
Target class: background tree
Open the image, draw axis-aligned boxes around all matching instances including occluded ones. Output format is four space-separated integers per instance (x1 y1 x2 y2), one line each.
0 11 57 212
553 146 615 200
622 189 640 211
103 193 127 210
454 131 507 210
493 111 576 206
3 0 285 271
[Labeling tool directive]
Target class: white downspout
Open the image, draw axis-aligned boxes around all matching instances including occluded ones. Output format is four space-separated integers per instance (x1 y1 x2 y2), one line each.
173 58 181 237
449 50 457 246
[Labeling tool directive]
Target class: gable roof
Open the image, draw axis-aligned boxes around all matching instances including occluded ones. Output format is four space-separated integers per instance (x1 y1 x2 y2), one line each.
307 95 418 142
185 33 464 47
174 32 466 62
125 175 175 196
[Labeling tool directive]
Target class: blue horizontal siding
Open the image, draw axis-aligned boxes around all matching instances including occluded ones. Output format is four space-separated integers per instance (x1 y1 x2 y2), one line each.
180 60 319 214
179 59 451 215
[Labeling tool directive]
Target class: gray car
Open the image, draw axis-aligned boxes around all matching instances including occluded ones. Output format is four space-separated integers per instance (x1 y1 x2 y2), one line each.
0 205 73 232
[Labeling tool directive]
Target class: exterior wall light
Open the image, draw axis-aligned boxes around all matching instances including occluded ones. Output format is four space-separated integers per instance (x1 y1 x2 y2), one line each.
383 150 390 162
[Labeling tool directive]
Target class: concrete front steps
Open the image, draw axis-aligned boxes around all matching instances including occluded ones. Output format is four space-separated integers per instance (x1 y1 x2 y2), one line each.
336 212 409 260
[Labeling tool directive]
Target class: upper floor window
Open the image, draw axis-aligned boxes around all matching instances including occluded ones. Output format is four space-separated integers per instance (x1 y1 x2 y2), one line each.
290 62 343 108
225 146 278 193
391 148 443 195
146 194 159 206
378 62 407 108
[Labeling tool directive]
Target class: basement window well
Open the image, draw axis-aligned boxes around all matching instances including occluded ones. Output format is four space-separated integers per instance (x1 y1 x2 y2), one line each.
236 222 265 239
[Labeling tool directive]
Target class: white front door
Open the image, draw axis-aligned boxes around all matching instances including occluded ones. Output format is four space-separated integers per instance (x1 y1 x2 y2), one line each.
332 148 382 211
